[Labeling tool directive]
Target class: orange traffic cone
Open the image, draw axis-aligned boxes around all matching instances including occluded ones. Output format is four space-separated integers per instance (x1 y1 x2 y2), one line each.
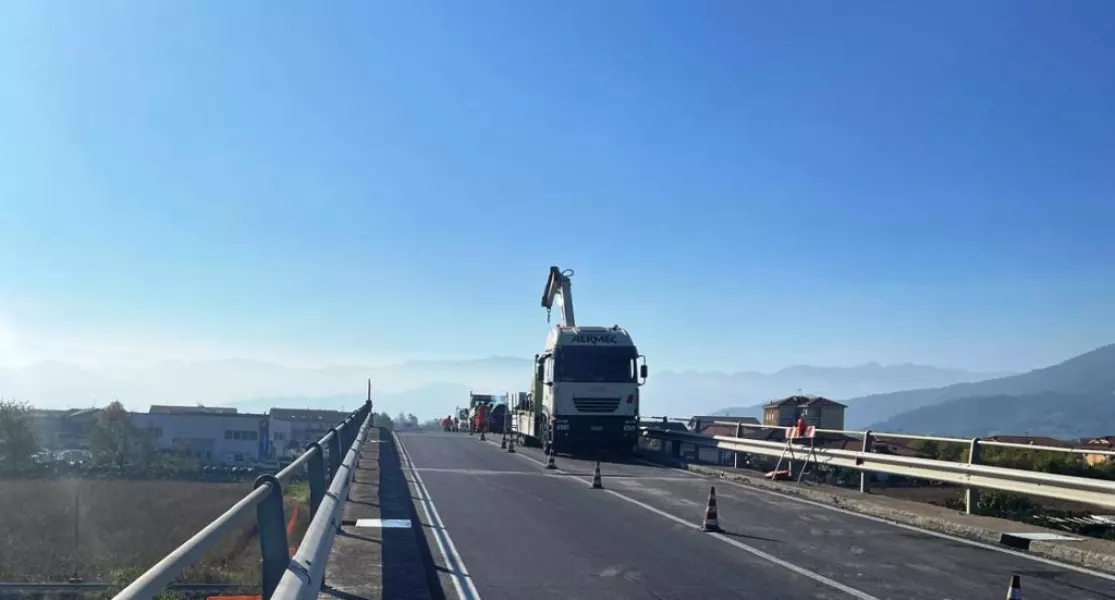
701 486 722 532
1005 575 1021 599
591 461 603 489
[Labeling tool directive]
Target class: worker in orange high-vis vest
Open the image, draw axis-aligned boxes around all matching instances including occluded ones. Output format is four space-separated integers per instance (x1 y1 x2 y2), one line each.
475 402 490 437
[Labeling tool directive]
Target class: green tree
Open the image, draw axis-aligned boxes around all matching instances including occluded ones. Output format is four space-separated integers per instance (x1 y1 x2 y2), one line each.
88 401 146 469
133 427 160 474
0 400 39 470
373 413 395 430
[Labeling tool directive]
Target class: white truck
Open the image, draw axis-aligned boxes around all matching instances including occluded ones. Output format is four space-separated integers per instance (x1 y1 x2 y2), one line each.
512 266 648 456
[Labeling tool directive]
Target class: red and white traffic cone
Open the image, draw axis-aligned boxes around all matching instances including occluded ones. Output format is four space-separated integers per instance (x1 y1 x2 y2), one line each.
591 461 603 489
545 446 557 470
507 433 516 453
1005 575 1021 599
701 486 722 532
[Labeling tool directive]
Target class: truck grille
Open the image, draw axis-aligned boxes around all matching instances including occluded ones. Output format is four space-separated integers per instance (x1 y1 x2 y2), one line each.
573 397 620 413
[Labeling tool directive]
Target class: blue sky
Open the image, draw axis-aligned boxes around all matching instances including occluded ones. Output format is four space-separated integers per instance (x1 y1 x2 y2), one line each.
1 1 1113 374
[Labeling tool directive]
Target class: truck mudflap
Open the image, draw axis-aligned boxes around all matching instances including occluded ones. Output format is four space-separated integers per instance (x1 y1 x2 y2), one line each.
551 415 639 456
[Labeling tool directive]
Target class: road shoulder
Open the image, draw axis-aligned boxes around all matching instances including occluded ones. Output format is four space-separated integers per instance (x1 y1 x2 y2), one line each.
320 428 447 600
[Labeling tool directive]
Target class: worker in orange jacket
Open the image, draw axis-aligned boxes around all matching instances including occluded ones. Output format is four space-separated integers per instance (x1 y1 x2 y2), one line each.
474 402 490 439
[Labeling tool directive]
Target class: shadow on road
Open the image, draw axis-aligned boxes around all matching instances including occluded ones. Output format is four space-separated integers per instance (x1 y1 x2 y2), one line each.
379 434 447 600
720 530 783 543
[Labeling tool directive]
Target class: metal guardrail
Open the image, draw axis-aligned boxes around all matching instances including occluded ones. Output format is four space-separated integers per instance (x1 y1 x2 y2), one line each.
111 399 375 600
640 418 1115 514
271 404 374 600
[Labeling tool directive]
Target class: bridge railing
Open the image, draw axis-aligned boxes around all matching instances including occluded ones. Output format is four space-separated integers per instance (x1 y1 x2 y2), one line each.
271 404 375 600
111 400 375 600
640 418 1115 514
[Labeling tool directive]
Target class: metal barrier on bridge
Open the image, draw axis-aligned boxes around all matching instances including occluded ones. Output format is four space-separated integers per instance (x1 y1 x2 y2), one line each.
110 400 375 600
270 405 375 600
640 417 1115 515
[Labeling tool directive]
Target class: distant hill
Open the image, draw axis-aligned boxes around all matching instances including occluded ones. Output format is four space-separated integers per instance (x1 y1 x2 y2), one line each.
0 357 525 413
230 382 473 419
691 363 1007 420
869 391 1115 439
1 355 1009 421
857 344 1115 432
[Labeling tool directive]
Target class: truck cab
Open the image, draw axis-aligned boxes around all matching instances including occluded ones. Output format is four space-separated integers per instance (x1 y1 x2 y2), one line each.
533 324 648 455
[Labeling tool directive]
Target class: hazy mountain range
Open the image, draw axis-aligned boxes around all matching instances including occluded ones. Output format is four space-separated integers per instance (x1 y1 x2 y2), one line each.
6 342 1114 438
0 356 1006 420
713 344 1115 438
860 344 1115 438
672 363 1009 420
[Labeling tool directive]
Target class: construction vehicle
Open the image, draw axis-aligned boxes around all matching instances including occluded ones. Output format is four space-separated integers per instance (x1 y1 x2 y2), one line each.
488 402 508 434
512 266 648 456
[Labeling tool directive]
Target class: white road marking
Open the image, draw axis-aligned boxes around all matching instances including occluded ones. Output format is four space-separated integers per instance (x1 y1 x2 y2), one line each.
599 486 882 600
473 434 1115 586
612 453 1115 585
707 474 1115 583
354 518 412 528
394 433 483 600
471 436 879 596
406 466 695 480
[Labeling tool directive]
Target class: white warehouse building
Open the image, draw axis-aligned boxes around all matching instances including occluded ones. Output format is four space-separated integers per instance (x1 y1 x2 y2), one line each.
133 408 271 465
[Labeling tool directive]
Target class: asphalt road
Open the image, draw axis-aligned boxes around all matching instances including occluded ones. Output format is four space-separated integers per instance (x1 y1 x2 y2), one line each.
396 430 1115 600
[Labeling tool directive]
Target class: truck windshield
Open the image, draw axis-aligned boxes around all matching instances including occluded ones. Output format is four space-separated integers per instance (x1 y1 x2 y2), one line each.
555 346 636 383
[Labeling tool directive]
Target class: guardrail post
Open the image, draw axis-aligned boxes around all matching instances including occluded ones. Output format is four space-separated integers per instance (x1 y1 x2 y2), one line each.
305 442 326 518
965 438 981 514
340 418 352 454
328 427 343 481
254 475 290 600
859 431 874 493
731 419 740 466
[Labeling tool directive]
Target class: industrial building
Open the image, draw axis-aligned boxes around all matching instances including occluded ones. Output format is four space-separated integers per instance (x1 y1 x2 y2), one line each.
269 408 350 451
127 406 349 465
23 405 346 466
132 409 271 465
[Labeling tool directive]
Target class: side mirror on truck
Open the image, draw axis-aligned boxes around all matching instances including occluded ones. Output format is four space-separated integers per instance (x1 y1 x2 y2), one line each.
640 364 648 379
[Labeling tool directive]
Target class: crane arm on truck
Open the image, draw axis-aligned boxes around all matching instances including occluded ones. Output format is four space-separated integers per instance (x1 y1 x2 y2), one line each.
541 266 576 327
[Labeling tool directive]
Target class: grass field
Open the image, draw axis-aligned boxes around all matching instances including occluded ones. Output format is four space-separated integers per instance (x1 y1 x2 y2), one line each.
0 478 311 587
